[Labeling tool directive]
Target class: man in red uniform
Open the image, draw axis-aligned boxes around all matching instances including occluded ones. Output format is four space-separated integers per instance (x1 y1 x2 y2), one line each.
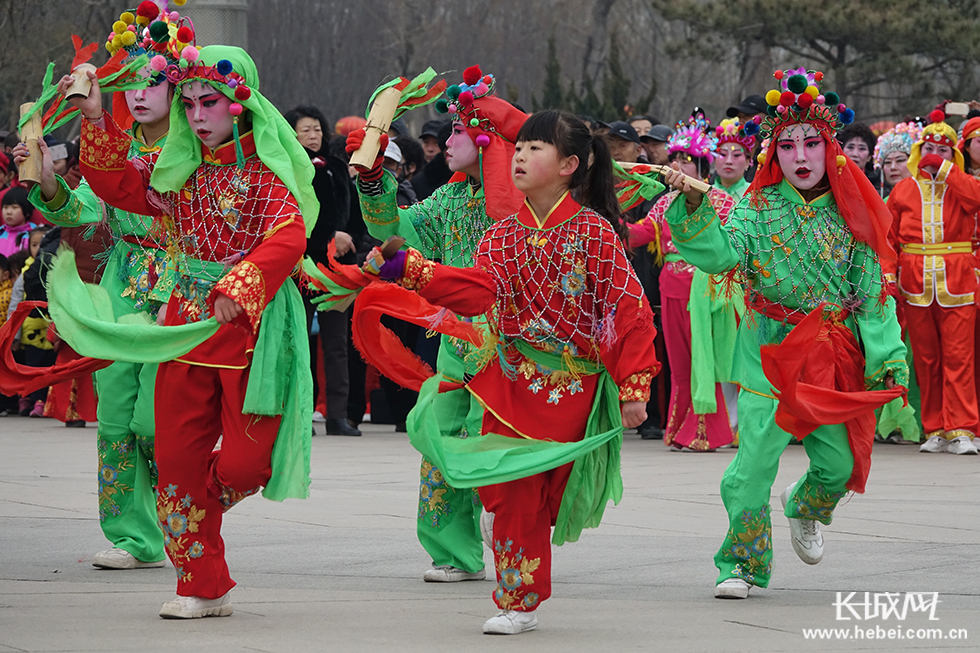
886 113 980 455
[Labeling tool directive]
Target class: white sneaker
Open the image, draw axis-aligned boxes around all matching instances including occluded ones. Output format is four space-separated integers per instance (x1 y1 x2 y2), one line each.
480 510 495 549
714 578 750 599
919 435 948 453
947 436 978 455
159 591 233 619
483 609 538 635
423 565 486 582
312 410 326 423
93 547 166 569
780 483 824 565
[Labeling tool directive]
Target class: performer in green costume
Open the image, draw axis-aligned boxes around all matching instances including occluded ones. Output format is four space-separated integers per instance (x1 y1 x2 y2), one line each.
659 68 908 599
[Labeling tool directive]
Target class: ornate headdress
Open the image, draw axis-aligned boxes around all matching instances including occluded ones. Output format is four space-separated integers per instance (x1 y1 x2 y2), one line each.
907 109 965 174
873 121 922 169
715 117 756 154
105 1 193 86
435 65 527 220
667 114 717 160
749 67 853 141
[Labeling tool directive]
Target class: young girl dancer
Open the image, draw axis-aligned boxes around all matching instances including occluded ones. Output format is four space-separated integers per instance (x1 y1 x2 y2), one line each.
365 110 659 634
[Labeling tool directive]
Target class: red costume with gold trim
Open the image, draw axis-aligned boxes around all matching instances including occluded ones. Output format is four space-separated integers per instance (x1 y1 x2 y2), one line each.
396 193 659 611
79 113 306 598
886 138 980 440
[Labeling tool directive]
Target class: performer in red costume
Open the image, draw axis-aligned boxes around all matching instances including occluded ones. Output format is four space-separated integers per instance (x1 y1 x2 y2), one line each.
886 111 980 455
365 110 659 635
66 44 316 618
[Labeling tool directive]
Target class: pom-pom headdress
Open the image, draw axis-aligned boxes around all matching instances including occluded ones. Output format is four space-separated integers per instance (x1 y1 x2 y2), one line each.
747 65 895 271
106 2 195 86
756 67 852 141
906 111 964 174
872 121 922 169
435 65 527 220
667 114 717 161
715 117 756 154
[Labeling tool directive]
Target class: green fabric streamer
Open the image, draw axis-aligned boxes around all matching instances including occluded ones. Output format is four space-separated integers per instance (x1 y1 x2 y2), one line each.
46 248 218 362
149 46 319 237
365 67 444 122
408 339 624 546
612 160 666 209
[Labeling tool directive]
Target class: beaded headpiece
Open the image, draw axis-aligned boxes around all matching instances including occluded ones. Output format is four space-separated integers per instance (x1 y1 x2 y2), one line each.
105 1 194 86
715 117 756 154
749 68 854 140
667 114 717 160
436 65 502 147
872 121 922 169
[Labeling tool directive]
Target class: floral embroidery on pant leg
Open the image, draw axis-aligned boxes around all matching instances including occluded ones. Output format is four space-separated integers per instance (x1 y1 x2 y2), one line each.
156 484 206 584
719 505 772 585
493 538 541 611
98 437 133 522
418 459 452 528
790 480 844 525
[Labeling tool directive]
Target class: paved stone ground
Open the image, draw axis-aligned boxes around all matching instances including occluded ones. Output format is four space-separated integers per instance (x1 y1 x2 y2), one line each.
0 417 977 652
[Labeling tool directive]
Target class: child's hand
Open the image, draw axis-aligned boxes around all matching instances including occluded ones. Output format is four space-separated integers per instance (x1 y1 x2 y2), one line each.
621 400 647 429
214 294 244 324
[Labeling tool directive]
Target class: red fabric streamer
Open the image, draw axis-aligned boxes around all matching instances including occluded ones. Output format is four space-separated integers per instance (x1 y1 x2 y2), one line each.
0 302 112 395
756 300 904 493
351 284 483 391
70 35 100 70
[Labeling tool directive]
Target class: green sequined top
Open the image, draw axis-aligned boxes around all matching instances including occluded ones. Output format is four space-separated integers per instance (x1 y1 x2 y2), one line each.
667 179 909 393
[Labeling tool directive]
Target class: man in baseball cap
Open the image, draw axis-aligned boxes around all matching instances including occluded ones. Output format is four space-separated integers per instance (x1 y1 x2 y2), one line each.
606 120 642 164
419 119 448 162
726 94 767 121
639 124 674 165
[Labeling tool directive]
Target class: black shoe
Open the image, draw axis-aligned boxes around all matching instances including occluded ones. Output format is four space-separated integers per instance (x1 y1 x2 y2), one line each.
325 418 361 436
65 420 86 428
395 421 407 433
638 424 664 440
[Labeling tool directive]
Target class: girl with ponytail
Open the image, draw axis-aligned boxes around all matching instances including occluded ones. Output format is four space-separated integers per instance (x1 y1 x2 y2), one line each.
360 108 660 635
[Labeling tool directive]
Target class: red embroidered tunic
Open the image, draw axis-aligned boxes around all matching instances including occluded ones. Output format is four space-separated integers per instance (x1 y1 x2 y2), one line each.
79 115 306 366
400 192 660 441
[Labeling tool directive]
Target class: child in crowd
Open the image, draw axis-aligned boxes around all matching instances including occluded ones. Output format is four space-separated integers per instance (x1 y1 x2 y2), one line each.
0 188 38 257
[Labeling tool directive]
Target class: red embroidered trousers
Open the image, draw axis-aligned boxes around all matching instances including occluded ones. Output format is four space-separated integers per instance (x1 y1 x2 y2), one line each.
154 352 280 599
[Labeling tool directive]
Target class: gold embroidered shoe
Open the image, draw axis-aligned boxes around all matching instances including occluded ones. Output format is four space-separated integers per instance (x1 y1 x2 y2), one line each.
159 591 233 619
483 609 538 635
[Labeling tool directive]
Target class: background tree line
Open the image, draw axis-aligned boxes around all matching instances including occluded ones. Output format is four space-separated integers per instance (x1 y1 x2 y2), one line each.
3 0 979 139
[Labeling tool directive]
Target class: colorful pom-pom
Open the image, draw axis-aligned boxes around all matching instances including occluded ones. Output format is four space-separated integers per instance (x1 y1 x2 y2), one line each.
137 0 159 18
836 155 847 168
127 25 137 32
121 12 135 24
150 55 168 72
814 71 824 82
181 46 199 62
469 117 480 127
837 103 846 113
805 85 818 98
446 85 461 100
776 105 787 115
816 95 825 105
773 70 784 80
435 99 449 114
841 108 855 124
229 102 243 116
757 151 767 165
744 121 760 136
462 65 483 86
112 34 124 48
173 0 187 6
234 86 251 101
753 115 763 124
105 41 115 53
113 20 127 34
797 93 813 109
447 105 457 115
120 31 137 46
149 20 170 42
474 82 489 96
483 75 492 84
779 91 796 107
169 11 180 20
458 90 474 106
824 92 840 106
786 74 808 94
177 26 194 43
928 109 946 124
765 89 782 106
216 59 233 75
475 134 491 147
766 105 777 117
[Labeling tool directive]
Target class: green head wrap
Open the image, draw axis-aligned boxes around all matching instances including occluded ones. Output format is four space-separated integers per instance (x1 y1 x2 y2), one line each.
150 45 318 236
